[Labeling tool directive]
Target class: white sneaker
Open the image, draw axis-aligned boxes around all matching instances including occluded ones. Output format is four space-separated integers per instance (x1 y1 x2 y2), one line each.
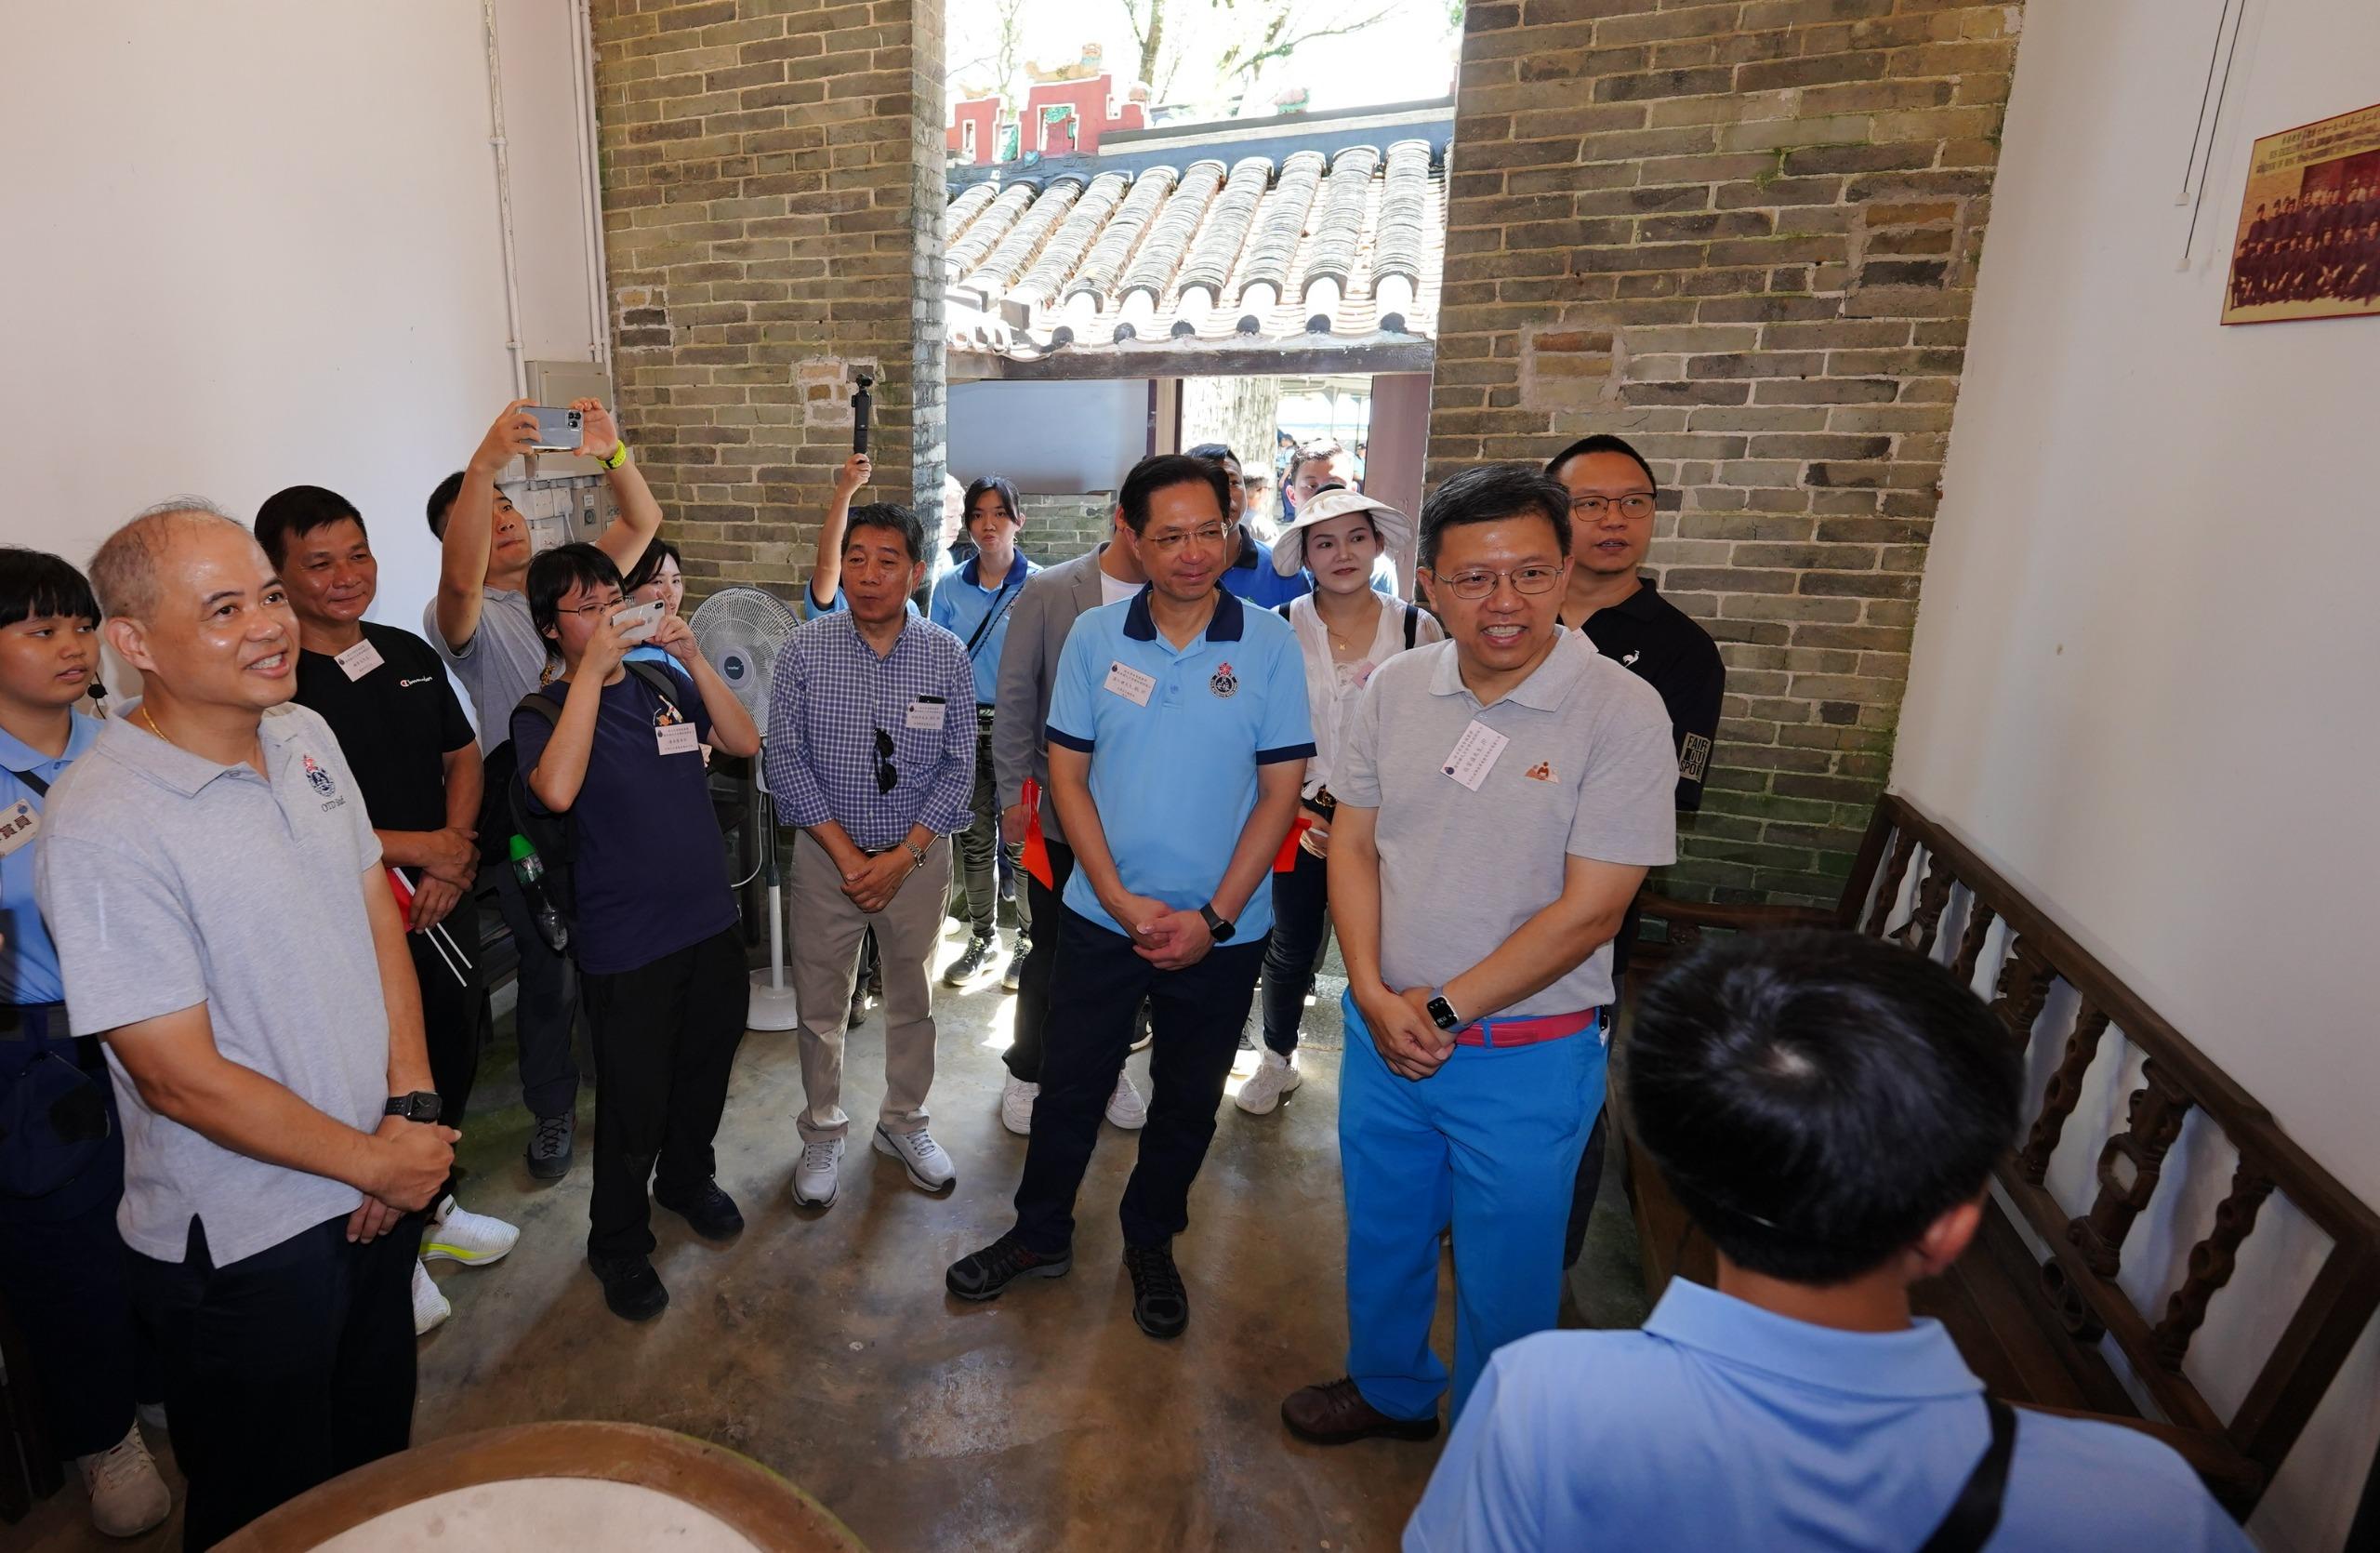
873 1124 957 1192
135 1400 168 1435
410 1258 452 1336
1236 1050 1302 1115
77 1421 171 1537
422 1194 519 1267
1104 1069 1148 1130
999 1075 1039 1136
792 1136 843 1208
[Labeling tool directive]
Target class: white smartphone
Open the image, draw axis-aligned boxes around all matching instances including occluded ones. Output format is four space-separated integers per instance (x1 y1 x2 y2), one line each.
611 599 667 644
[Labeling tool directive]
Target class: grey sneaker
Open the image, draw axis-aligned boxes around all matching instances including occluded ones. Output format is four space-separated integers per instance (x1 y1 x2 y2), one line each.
943 930 998 988
526 1109 575 1179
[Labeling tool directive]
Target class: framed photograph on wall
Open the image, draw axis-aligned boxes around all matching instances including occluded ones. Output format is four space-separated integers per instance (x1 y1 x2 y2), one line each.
2222 102 2380 325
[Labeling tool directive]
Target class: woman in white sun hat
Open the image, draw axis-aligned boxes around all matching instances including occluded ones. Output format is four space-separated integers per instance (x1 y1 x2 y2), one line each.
1237 485 1443 1117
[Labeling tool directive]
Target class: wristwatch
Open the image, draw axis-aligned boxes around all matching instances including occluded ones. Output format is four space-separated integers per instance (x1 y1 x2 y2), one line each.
385 1091 443 1123
1199 904 1236 943
1425 991 1462 1031
902 839 928 872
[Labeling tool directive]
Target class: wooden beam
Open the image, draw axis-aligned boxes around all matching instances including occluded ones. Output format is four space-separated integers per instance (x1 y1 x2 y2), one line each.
955 338 1436 381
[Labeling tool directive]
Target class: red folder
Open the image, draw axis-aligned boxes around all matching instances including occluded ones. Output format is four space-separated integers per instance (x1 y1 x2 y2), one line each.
1020 777 1055 890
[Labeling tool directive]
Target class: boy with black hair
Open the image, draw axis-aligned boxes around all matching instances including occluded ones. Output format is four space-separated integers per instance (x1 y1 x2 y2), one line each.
422 398 664 1181
258 485 520 1338
0 548 172 1538
767 503 976 1213
514 544 760 1321
1405 929 2249 1553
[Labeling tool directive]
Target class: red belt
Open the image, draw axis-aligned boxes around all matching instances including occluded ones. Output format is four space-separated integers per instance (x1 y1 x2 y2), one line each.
1452 1007 1602 1048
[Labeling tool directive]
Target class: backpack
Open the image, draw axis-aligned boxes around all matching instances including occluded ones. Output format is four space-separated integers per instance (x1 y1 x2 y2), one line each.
506 658 689 923
1280 598 1421 650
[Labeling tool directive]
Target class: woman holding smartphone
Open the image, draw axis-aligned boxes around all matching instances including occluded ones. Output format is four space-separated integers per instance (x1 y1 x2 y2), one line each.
512 544 760 1321
1239 487 1440 1117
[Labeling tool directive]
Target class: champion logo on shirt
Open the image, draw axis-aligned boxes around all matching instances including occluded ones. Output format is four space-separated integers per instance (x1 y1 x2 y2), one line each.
1209 661 1238 698
301 753 336 798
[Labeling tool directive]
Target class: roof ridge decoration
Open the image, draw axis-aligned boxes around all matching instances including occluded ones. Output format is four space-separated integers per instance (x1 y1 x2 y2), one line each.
962 175 1083 299
1008 170 1132 312
1233 148 1327 333
1114 158 1228 340
1170 154 1273 338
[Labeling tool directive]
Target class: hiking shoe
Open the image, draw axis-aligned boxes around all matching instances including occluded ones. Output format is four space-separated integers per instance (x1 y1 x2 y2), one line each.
76 1422 170 1537
588 1253 668 1321
792 1136 844 1208
873 1124 956 1192
1281 1377 1441 1445
422 1194 519 1266
526 1110 575 1179
943 930 998 988
1123 1241 1189 1339
655 1177 746 1240
1235 1051 1302 1115
945 1233 1072 1301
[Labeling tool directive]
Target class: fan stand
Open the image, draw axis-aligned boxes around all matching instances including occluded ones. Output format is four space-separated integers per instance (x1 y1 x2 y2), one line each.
746 760 800 1031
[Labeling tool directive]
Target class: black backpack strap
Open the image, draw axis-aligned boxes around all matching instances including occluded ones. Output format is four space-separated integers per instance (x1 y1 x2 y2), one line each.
1401 601 1419 651
1276 602 1293 621
1915 1397 2016 1553
6 767 49 799
623 658 688 720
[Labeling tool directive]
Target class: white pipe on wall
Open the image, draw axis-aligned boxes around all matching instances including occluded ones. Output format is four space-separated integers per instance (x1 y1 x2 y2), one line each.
482 0 528 401
571 0 612 369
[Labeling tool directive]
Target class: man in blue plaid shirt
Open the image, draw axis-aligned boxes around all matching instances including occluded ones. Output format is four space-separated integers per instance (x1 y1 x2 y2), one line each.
767 502 976 1212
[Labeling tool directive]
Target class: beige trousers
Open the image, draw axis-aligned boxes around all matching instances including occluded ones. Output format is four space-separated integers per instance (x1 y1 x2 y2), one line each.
788 829 950 1143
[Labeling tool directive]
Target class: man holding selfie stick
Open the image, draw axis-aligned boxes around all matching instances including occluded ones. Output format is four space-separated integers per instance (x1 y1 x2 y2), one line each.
422 398 662 1181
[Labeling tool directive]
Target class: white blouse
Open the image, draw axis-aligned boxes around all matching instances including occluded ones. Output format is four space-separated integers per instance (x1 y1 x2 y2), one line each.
1283 591 1443 801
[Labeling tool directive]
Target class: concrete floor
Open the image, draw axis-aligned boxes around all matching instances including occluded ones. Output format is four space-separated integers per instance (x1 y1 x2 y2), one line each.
15 919 1645 1552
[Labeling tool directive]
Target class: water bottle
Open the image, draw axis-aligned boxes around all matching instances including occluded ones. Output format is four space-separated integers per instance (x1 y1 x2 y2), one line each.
508 834 570 954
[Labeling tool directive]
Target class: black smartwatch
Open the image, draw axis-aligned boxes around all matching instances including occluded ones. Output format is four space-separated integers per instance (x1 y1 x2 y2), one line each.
1199 903 1236 943
1425 991 1462 1031
385 1091 443 1124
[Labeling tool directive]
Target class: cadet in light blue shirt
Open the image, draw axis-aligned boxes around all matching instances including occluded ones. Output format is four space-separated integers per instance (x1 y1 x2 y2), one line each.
928 475 1039 980
945 454 1311 1343
1406 930 2251 1553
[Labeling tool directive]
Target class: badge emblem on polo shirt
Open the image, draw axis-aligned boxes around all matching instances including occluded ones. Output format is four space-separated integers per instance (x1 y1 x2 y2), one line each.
301 753 335 797
1209 661 1238 698
1525 760 1556 782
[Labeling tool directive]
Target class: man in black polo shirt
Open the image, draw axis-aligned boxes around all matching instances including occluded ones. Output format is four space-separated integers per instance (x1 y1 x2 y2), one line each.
1545 434 1726 1269
258 486 520 1337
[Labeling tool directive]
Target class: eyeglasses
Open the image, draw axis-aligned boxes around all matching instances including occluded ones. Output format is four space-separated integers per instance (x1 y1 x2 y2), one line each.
560 592 625 621
1572 493 1657 520
1144 522 1229 556
1428 564 1565 601
873 727 897 794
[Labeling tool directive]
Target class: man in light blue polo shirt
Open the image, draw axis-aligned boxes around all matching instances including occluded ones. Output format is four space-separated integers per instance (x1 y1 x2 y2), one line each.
1406 931 2249 1553
946 453 1311 1341
929 473 1038 987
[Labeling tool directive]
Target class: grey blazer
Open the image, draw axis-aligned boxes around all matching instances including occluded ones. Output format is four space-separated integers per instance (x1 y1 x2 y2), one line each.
992 545 1117 845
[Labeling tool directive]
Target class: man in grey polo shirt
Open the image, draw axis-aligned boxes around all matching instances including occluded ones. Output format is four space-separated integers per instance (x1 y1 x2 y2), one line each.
39 504 456 1550
421 398 662 1178
1281 464 1676 1448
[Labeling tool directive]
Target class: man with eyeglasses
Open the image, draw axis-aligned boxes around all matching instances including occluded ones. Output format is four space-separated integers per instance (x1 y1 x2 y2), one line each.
946 454 1312 1343
1546 434 1726 1276
1280 463 1675 1446
767 503 976 1212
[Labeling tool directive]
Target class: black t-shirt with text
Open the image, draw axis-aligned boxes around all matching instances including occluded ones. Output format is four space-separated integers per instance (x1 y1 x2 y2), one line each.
1571 577 1726 813
293 621 477 835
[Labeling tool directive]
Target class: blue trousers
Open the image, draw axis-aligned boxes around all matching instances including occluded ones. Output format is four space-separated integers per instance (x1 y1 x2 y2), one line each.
1339 991 1601 1423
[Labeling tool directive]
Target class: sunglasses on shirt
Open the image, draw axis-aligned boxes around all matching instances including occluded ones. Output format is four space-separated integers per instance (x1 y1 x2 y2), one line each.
874 728 896 794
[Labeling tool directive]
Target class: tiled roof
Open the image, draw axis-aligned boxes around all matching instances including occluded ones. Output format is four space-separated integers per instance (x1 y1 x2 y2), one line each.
944 139 1444 365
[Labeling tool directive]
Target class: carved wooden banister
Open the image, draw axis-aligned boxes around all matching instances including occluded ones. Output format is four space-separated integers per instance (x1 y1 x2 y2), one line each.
1950 898 1998 984
2018 1004 2112 1185
2154 1162 2276 1370
1897 854 1955 956
2069 1059 2195 1278
1864 830 1920 936
1986 933 2056 1048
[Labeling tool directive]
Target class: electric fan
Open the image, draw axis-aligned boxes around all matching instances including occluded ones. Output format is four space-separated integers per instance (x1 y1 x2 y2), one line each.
689 585 803 1030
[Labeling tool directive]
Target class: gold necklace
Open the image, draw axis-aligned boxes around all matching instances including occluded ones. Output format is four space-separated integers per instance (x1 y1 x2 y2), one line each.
139 703 169 744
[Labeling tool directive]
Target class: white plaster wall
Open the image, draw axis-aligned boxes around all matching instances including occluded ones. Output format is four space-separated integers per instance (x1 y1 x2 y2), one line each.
0 1 600 661
949 379 1151 492
1895 3 2380 1546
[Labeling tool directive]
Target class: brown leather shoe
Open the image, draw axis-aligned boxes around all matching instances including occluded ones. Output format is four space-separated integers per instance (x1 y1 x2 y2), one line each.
1281 1377 1441 1445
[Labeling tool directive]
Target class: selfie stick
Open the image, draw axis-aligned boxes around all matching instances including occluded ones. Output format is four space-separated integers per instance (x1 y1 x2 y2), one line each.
851 373 873 455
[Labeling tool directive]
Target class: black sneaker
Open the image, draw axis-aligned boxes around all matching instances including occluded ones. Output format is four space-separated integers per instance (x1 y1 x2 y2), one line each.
1122 1241 1189 1340
999 936 1026 994
526 1110 575 1180
654 1178 745 1240
847 984 872 1029
945 1233 1073 1301
588 1253 668 1321
866 964 883 1001
943 931 998 988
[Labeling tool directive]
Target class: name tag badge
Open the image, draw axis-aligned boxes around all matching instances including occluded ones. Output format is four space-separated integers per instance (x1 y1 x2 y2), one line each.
655 722 700 757
333 638 386 682
1441 719 1510 791
0 799 38 858
1104 661 1157 707
906 697 947 732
